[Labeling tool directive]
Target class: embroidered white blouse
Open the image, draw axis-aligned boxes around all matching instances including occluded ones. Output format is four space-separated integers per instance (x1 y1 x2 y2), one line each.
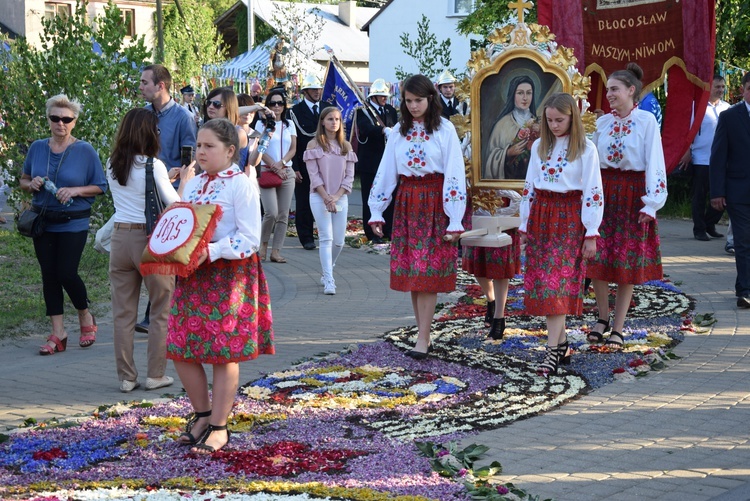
592 109 667 218
519 136 604 238
367 118 467 232
182 163 261 262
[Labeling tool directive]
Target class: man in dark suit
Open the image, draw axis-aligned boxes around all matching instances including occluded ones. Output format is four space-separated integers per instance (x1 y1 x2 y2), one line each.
436 70 467 119
710 72 750 308
355 78 399 243
290 74 329 250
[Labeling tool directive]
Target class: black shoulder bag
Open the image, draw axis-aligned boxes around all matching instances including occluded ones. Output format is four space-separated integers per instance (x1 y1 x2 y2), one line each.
144 157 165 234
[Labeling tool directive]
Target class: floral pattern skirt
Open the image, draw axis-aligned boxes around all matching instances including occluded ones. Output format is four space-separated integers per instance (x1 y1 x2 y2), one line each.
524 189 586 316
587 169 662 284
462 232 521 280
167 253 275 364
390 173 457 293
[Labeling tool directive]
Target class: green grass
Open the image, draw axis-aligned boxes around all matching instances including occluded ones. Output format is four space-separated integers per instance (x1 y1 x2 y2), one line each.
0 228 111 340
660 173 692 219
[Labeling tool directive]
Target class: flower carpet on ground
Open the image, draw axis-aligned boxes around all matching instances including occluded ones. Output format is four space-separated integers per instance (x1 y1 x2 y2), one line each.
0 255 693 501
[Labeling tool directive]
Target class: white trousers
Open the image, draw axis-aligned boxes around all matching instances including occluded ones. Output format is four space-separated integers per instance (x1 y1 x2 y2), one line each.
310 192 348 280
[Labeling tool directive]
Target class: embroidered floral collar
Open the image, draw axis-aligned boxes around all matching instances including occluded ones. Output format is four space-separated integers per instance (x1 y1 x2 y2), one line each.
199 163 243 181
611 104 637 119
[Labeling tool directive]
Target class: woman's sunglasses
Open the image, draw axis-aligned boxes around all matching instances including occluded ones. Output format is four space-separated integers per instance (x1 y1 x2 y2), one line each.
268 101 284 106
49 115 75 124
207 100 224 109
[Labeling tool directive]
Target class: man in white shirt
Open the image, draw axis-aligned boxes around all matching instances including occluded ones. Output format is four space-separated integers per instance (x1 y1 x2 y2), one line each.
679 75 730 241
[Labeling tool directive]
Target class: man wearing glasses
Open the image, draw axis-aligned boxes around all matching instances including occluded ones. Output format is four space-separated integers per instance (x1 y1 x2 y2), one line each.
290 74 330 251
136 64 197 332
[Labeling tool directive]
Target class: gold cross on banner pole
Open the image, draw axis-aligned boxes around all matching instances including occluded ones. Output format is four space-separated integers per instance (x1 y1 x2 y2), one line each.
508 0 533 24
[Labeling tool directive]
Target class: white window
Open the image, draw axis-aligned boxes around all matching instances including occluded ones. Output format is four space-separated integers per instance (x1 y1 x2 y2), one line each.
120 9 135 38
449 0 474 16
44 2 71 21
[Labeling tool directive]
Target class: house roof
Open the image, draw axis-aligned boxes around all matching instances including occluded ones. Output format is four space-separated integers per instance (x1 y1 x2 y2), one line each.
217 0 377 63
360 0 395 33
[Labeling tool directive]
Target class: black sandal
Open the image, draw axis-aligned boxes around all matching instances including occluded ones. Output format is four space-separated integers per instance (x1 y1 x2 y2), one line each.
192 424 230 454
558 337 571 365
587 318 610 344
484 300 495 328
178 409 211 445
536 344 561 377
604 331 624 350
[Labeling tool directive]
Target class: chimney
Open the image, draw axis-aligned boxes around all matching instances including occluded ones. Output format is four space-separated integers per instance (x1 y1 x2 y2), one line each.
338 0 356 28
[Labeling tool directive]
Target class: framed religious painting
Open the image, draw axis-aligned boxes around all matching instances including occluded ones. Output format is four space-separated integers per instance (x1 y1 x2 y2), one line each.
455 2 594 195
473 52 567 188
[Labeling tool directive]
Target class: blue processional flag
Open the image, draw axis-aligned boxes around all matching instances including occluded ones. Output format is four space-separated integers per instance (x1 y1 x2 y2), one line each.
321 60 363 139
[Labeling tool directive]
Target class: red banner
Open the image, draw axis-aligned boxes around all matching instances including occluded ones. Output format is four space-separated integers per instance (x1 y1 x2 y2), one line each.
538 0 716 173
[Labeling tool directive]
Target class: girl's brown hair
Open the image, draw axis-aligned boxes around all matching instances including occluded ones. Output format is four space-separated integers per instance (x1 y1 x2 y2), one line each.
399 74 442 136
202 87 240 125
609 62 644 102
535 93 586 162
312 107 351 155
109 108 161 186
200 118 240 163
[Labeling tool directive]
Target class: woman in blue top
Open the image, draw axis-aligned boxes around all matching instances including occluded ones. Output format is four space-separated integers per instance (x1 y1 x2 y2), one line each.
20 94 107 356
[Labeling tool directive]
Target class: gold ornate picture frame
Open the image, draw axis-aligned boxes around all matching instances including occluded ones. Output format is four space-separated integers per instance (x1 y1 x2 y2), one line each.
455 3 594 199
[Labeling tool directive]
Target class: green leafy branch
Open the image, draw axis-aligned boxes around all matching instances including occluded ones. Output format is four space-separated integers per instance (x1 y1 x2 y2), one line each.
394 15 456 82
415 441 548 500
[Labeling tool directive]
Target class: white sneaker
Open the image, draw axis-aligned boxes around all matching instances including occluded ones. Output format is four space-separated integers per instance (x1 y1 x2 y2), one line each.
145 376 174 390
320 276 325 286
323 278 336 295
120 380 140 393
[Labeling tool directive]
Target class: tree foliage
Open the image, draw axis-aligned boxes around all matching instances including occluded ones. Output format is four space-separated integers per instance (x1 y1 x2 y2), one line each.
394 15 455 82
456 0 523 41
268 1 325 79
0 1 148 208
715 0 750 70
204 0 237 17
163 0 227 86
235 11 276 54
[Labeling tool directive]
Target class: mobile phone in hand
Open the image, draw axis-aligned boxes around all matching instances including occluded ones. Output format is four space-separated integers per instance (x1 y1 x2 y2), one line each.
180 146 194 167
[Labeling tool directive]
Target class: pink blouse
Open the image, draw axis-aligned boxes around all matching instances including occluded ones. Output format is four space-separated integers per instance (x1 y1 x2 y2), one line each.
303 142 357 195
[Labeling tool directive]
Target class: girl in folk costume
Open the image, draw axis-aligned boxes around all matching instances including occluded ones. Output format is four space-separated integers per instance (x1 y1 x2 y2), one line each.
519 93 604 377
368 74 467 359
167 119 274 454
587 63 667 350
304 107 357 295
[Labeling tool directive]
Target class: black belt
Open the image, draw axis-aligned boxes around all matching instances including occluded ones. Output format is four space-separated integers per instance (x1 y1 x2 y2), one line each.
32 205 91 222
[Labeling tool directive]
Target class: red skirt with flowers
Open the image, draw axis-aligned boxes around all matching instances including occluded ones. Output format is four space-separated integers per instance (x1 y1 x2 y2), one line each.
524 189 586 316
462 233 521 280
461 196 521 280
167 253 274 364
390 173 457 292
587 169 662 284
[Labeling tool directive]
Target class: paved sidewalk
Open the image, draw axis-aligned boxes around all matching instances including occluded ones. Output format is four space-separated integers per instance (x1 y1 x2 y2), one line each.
1 202 748 500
